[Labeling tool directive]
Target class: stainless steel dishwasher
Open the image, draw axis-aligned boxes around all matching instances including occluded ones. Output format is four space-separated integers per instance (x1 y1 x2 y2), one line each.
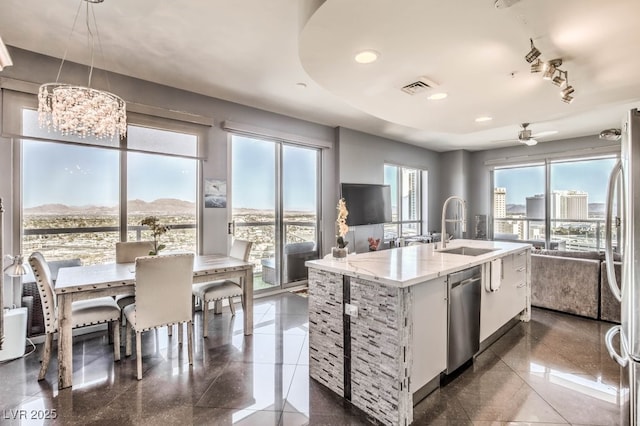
446 265 482 374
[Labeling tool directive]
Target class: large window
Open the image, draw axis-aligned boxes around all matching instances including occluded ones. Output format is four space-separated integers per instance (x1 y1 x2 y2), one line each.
493 156 617 251
21 111 200 265
493 164 545 243
384 164 426 239
231 135 320 291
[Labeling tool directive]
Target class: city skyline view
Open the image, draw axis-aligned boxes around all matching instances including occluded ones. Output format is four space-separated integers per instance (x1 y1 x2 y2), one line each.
494 158 617 205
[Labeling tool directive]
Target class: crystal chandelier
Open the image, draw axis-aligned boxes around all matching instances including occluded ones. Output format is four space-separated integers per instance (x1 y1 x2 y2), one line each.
38 0 126 140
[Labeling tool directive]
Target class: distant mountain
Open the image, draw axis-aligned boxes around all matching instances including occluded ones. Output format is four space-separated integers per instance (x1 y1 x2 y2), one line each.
128 198 195 214
24 198 195 216
506 204 525 214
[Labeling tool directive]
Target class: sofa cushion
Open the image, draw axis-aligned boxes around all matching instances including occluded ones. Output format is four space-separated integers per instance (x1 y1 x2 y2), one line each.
531 249 601 260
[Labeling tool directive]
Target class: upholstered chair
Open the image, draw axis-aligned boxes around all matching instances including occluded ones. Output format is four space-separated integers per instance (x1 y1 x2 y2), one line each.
123 253 194 380
114 241 155 313
28 252 121 381
192 240 252 338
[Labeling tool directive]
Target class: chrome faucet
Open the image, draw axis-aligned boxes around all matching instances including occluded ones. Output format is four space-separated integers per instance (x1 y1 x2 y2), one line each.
441 196 467 249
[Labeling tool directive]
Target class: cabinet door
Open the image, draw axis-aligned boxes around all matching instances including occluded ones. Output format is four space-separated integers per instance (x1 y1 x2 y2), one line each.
480 261 509 341
480 251 529 342
505 250 527 317
411 276 447 390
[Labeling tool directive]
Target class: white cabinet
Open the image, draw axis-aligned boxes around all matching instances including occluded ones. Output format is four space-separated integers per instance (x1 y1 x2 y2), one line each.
411 276 447 390
480 249 529 342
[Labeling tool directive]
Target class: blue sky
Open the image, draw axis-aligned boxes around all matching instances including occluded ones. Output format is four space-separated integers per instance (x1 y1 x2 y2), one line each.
231 136 317 211
495 158 617 204
23 137 317 210
23 141 196 208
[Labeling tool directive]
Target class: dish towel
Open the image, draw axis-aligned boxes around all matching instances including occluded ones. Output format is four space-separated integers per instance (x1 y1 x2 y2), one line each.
488 258 502 292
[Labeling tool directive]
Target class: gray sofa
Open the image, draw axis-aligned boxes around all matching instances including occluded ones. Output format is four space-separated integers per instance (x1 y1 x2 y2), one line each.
261 241 317 285
531 249 621 322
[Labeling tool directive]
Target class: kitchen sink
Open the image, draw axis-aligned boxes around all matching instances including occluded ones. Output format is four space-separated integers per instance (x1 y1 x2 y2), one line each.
438 246 498 256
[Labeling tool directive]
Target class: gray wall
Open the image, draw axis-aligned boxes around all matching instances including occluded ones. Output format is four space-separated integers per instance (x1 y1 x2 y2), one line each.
335 127 441 253
438 150 473 239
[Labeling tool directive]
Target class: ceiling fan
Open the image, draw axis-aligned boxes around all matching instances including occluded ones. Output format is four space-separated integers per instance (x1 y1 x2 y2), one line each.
517 123 538 146
495 123 556 146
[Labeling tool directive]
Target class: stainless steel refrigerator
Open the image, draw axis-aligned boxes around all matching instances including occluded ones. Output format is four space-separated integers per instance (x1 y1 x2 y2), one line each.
605 108 640 426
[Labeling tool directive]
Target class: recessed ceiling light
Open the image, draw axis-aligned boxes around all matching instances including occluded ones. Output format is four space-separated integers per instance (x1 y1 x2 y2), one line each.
475 116 493 122
296 82 307 89
427 92 448 100
354 50 379 64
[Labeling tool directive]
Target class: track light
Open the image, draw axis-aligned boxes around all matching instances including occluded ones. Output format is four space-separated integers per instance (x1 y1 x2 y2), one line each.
552 70 567 87
523 38 575 104
561 85 574 104
530 59 543 73
525 38 541 63
542 59 562 80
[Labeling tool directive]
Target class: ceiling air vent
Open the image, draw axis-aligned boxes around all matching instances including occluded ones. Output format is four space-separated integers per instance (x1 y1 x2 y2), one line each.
401 76 438 95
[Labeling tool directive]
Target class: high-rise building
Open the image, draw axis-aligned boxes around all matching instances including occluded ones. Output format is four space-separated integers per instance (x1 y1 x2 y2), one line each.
494 187 506 233
526 194 544 219
561 190 588 219
527 190 588 220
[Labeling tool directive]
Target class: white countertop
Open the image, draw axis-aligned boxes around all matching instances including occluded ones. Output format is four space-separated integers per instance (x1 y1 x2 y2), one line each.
305 239 531 288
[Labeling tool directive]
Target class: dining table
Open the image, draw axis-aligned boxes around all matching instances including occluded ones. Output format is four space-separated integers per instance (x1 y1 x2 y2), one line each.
54 254 254 389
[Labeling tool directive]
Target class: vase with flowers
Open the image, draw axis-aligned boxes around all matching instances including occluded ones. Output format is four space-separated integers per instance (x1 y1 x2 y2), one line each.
332 198 349 260
140 216 171 255
368 237 381 251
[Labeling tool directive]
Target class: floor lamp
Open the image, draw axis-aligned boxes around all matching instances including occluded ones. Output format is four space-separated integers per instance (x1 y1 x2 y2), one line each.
0 199 28 361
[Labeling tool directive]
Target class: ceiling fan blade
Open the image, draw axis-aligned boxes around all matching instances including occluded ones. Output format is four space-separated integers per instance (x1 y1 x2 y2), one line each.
531 130 558 139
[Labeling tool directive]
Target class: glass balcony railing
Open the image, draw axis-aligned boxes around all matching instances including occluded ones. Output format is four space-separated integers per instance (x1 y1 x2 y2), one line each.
22 224 197 265
494 217 620 252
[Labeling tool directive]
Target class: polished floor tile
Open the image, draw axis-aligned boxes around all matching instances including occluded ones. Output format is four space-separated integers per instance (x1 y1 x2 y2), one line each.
0 294 626 425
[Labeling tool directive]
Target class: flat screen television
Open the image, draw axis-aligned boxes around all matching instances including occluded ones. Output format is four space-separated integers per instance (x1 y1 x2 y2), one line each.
340 183 392 226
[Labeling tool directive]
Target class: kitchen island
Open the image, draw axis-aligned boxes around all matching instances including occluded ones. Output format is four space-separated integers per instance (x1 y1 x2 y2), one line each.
305 239 531 426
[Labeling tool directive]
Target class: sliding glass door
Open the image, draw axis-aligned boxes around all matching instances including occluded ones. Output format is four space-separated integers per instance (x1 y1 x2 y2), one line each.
231 135 319 291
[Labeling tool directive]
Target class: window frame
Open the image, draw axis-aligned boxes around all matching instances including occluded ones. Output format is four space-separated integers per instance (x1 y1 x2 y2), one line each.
491 154 619 251
6 88 206 262
384 163 425 239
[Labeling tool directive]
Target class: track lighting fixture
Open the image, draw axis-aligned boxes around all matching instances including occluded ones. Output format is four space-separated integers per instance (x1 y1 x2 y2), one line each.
530 59 543 73
560 85 574 104
542 59 562 80
524 39 575 104
525 38 541 63
552 70 567 87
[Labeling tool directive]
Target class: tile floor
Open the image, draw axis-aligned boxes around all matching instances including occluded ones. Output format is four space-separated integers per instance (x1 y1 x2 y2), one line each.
0 293 624 425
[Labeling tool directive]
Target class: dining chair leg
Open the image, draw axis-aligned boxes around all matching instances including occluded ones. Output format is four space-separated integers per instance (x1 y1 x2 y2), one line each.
113 319 121 361
135 331 142 380
107 322 113 345
202 301 209 338
178 323 183 346
125 321 132 357
187 321 193 366
38 333 53 381
240 295 245 312
228 297 236 316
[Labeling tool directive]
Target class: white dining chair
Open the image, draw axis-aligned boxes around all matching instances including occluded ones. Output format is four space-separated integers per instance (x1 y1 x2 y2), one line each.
192 239 252 338
114 241 155 312
28 252 121 381
123 253 194 380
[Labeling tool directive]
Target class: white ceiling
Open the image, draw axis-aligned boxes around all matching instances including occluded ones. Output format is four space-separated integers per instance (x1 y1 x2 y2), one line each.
1 0 638 151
